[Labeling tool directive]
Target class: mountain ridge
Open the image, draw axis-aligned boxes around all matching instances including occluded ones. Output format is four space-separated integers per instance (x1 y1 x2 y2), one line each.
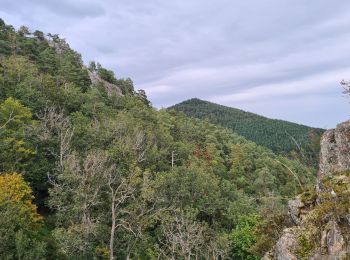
169 98 325 163
170 98 320 127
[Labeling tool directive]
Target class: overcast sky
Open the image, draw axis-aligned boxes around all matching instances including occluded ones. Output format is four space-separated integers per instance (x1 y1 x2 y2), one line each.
1 0 350 128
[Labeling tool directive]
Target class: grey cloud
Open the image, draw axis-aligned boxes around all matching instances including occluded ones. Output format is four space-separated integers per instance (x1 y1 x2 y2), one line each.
1 0 350 127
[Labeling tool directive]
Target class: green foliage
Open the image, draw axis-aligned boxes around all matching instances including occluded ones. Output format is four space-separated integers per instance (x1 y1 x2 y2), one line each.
295 226 319 259
0 18 15 56
0 173 47 259
15 230 47 260
0 98 36 172
251 209 289 257
96 62 117 84
300 188 317 205
0 97 32 129
230 214 260 260
169 98 324 166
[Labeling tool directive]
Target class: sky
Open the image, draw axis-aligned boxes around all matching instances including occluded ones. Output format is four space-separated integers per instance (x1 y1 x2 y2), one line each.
1 0 350 128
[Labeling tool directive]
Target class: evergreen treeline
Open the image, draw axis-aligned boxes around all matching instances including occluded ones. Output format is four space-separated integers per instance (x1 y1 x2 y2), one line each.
0 19 316 259
169 98 324 166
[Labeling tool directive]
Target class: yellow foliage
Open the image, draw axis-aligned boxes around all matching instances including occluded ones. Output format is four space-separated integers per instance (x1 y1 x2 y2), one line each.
95 246 110 259
0 173 42 223
1 137 35 155
0 97 33 128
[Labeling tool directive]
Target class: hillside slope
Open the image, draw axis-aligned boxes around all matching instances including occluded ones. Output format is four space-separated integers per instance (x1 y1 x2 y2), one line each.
0 18 317 259
169 98 324 160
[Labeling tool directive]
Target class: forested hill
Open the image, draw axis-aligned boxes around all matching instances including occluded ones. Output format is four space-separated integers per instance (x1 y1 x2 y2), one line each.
0 18 317 259
169 98 325 160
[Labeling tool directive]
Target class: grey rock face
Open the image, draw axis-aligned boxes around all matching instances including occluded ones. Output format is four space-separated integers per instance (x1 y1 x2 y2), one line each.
345 214 350 226
319 121 350 179
88 71 123 97
274 228 298 260
288 198 304 225
321 220 345 255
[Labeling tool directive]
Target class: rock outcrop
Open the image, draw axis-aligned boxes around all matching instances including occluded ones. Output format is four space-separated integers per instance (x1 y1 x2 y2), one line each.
88 70 123 97
274 229 299 260
264 121 350 259
288 198 304 225
320 220 345 255
319 121 350 179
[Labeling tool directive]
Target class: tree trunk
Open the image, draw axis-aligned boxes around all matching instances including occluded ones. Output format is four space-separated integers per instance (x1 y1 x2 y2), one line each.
110 197 116 260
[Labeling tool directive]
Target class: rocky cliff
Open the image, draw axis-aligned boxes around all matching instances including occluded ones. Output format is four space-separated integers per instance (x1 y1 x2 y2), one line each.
264 121 350 259
88 70 123 97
